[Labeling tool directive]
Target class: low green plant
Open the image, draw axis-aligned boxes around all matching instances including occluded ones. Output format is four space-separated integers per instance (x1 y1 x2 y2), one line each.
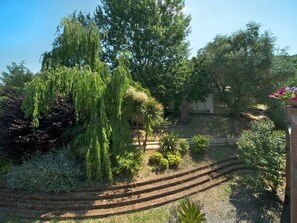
148 152 164 165
170 198 207 223
237 120 286 193
191 135 210 154
0 159 13 175
158 158 169 171
6 148 84 192
114 149 143 177
178 138 190 155
160 133 189 156
167 154 182 168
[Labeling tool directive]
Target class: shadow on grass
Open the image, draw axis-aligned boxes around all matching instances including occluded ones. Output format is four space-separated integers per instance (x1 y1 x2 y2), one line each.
167 114 249 138
229 178 290 223
189 145 239 164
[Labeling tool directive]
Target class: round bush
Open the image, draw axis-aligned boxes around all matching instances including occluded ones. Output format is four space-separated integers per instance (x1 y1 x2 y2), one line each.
191 135 210 154
6 148 84 192
148 152 164 165
178 138 189 155
159 158 169 171
167 154 182 168
114 150 143 177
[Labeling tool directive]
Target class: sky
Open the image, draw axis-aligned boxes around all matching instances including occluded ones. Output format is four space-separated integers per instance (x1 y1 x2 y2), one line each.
0 0 296 74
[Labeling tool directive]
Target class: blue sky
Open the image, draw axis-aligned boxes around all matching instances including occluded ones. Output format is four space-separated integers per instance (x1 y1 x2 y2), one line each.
0 0 296 74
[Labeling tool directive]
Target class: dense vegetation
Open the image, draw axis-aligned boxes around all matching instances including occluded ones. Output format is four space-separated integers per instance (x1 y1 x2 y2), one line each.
0 0 296 204
237 120 286 193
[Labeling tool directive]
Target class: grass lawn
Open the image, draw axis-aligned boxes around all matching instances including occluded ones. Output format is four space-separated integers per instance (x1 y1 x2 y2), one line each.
167 114 249 138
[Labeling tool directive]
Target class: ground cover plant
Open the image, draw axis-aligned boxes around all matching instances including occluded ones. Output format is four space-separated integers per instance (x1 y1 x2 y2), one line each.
6 148 84 192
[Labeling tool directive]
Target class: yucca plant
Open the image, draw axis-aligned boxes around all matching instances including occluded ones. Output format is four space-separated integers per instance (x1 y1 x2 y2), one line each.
172 198 207 223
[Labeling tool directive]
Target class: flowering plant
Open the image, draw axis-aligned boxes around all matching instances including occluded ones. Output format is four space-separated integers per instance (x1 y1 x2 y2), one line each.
269 87 297 101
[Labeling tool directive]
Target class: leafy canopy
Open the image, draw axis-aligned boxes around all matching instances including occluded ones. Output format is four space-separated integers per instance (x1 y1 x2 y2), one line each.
23 59 131 182
95 0 191 104
201 22 276 117
237 120 286 193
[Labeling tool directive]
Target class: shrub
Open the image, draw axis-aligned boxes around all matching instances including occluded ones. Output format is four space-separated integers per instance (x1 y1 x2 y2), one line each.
148 152 164 165
178 138 190 155
170 198 206 223
167 154 182 168
0 96 75 161
160 133 188 156
237 120 286 193
113 149 143 177
191 135 210 154
158 158 169 171
0 159 13 175
6 148 84 192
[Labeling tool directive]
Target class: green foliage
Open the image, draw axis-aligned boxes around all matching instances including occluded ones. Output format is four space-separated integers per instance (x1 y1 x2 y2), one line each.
148 152 164 165
200 22 278 117
178 138 190 155
95 0 191 104
143 97 164 151
6 148 84 192
237 120 286 193
113 149 143 178
22 60 132 182
167 154 182 168
191 135 210 154
267 100 286 129
41 16 101 71
158 158 169 171
170 198 207 223
0 62 33 96
0 159 13 175
160 133 187 155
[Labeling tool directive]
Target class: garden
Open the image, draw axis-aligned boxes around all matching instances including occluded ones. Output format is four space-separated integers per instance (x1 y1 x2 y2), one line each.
0 0 296 222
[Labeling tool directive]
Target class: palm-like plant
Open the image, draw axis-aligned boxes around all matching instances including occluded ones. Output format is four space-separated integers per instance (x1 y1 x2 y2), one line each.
175 198 207 223
143 97 164 152
124 87 148 146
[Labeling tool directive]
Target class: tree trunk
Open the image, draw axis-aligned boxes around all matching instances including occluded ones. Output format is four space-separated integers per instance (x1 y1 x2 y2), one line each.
136 122 141 147
143 125 149 153
180 98 190 123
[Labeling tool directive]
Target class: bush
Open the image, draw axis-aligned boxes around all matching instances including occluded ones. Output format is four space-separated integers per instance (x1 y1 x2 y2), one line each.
0 96 75 161
160 133 188 156
0 159 13 175
148 152 164 165
237 120 286 193
114 149 143 177
6 148 84 192
167 154 182 168
191 135 210 154
178 138 190 155
169 198 206 223
158 158 169 171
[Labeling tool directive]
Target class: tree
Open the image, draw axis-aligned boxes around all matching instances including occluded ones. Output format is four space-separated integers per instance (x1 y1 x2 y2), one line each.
23 62 128 182
41 16 101 71
95 0 191 104
167 57 211 122
0 62 33 96
201 22 275 117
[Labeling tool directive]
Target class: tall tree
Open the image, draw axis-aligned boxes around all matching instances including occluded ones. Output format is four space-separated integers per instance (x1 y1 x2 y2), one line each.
41 16 101 71
95 0 191 104
167 57 211 122
201 22 276 117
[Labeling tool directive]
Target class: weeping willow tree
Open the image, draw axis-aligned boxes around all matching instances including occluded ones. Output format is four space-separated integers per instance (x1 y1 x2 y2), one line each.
41 16 101 71
22 59 131 182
